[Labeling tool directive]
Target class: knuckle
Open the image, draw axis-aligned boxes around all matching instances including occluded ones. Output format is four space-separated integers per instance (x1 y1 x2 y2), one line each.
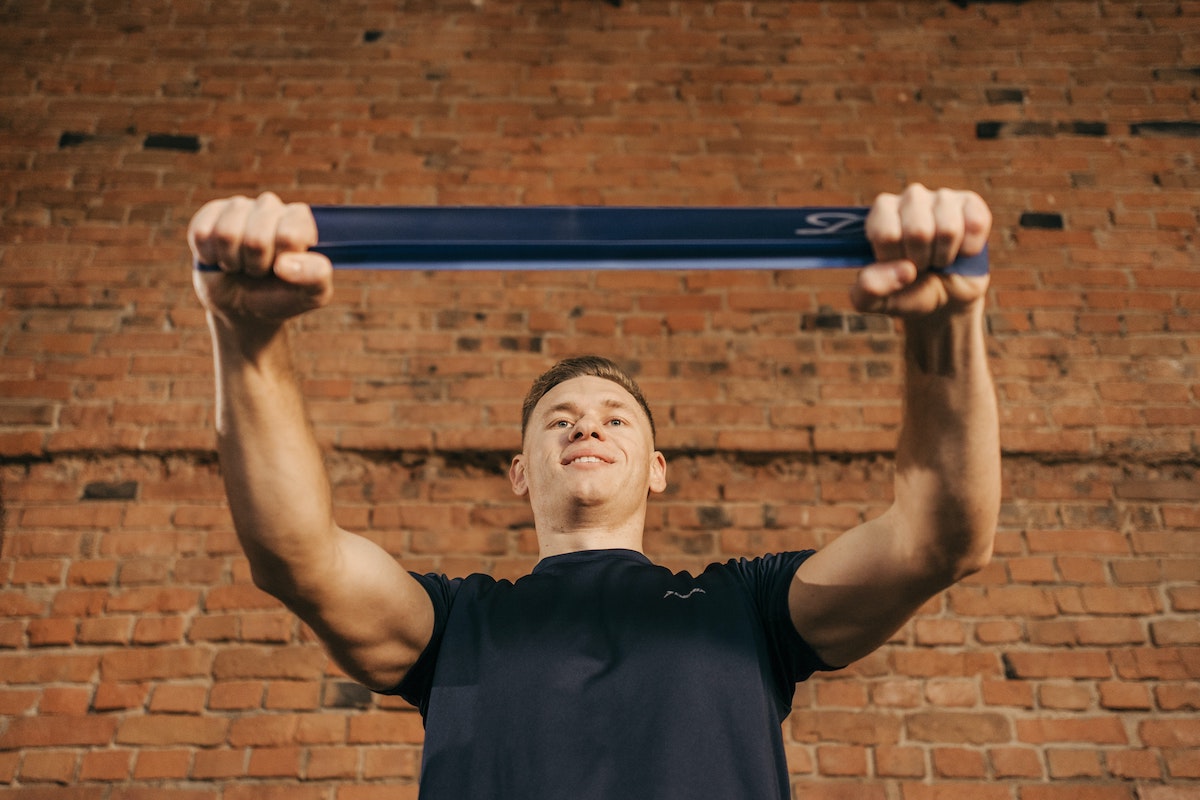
241 231 270 259
905 221 936 245
212 219 240 252
935 226 959 245
277 207 316 249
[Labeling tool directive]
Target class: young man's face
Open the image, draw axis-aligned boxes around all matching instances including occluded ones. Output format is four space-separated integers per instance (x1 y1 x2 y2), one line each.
510 375 667 522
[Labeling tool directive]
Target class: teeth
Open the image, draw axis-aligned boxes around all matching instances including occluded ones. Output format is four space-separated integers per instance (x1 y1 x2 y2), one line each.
571 456 603 464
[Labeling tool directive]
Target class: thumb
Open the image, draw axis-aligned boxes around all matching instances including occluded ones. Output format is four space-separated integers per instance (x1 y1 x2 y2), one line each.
850 260 918 314
274 251 333 293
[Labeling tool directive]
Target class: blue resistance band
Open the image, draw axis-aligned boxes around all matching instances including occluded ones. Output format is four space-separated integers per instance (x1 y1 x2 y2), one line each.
196 205 989 276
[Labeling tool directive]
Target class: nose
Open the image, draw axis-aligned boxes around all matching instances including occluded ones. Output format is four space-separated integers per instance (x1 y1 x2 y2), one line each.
571 416 603 441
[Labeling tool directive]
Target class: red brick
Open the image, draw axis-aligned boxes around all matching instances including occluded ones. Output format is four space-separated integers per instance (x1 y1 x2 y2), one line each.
0 716 117 749
26 617 77 647
210 646 327 682
19 749 80 783
247 746 302 778
148 684 207 714
306 746 360 780
1106 748 1162 780
898 784 1011 800
790 710 903 746
335 785 421 800
1139 719 1200 748
0 652 99 684
1018 716 1129 745
92 682 149 712
115 715 228 747
190 748 246 781
816 745 868 777
932 747 986 779
100 647 213 682
79 749 133 782
207 681 265 711
38 687 91 716
1018 787 1135 800
347 712 426 746
131 749 191 780
990 746 1044 779
1047 747 1104 778
1166 748 1200 779
1156 684 1200 712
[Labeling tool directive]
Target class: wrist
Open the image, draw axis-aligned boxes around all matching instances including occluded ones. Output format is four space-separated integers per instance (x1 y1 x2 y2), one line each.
207 310 289 366
902 297 987 378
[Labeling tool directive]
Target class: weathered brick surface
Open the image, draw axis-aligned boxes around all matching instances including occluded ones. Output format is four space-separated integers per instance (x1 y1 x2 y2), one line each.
1 1 1197 797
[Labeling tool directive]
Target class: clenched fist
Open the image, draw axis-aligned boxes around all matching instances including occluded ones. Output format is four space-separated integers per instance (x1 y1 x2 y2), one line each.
854 184 992 319
188 192 334 333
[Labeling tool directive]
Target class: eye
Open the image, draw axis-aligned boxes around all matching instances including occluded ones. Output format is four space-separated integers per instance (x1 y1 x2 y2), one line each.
552 419 571 429
607 418 626 427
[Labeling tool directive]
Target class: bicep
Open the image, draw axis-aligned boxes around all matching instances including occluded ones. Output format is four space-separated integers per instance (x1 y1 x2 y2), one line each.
279 526 436 692
788 509 951 669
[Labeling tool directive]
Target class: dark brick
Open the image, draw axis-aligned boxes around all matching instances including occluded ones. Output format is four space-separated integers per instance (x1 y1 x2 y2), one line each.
986 88 1025 105
58 132 93 148
1130 121 1200 138
143 133 201 153
1019 212 1064 230
1062 121 1107 137
975 121 1004 139
1151 67 1200 80
81 481 139 501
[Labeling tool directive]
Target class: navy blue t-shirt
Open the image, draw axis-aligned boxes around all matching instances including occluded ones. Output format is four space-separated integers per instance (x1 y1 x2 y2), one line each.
387 548 835 799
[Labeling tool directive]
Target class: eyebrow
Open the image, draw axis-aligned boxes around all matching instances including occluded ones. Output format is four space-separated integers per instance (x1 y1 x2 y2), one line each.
543 398 638 418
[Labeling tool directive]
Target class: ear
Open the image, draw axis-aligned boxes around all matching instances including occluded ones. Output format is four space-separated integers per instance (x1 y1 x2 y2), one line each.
648 450 667 495
509 454 529 497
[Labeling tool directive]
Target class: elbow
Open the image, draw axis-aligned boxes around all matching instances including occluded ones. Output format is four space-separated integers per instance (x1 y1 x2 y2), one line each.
951 540 993 582
904 504 997 589
934 520 997 587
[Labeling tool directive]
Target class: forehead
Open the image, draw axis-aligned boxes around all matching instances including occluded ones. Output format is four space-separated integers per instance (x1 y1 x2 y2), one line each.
532 375 646 419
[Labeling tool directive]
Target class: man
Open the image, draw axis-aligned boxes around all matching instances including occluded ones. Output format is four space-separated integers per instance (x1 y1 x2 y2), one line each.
188 185 999 798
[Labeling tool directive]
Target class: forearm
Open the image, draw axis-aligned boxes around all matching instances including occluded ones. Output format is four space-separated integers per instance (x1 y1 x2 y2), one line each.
208 315 338 600
893 297 1001 581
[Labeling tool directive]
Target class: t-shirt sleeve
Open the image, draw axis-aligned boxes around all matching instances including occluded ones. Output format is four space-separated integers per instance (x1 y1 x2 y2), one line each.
375 571 459 714
729 551 843 686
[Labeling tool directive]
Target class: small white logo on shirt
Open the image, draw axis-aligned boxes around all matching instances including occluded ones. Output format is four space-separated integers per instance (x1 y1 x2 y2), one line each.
663 588 706 599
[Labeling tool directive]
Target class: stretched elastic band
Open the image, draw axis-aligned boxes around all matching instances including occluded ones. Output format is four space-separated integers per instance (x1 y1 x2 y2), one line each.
195 205 990 276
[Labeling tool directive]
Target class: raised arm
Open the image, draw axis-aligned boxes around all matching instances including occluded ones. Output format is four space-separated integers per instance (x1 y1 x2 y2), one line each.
189 192 433 691
789 184 1001 668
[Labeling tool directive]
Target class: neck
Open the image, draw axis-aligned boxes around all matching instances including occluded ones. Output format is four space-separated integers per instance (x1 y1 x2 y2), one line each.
534 513 646 559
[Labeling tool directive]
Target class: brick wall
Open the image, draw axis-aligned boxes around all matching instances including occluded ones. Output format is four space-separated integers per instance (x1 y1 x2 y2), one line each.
1 0 1197 797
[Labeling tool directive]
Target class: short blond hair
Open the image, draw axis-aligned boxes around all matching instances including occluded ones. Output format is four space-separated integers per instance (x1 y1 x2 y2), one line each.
520 356 656 442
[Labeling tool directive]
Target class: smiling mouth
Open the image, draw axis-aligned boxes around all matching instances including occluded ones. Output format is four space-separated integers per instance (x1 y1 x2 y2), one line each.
566 456 607 465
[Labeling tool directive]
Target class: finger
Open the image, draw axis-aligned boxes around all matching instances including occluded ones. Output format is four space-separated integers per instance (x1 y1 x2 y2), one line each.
239 192 286 277
849 260 918 314
930 188 966 269
212 195 255 273
865 192 903 263
960 190 992 256
275 202 319 262
898 183 936 269
187 198 229 269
